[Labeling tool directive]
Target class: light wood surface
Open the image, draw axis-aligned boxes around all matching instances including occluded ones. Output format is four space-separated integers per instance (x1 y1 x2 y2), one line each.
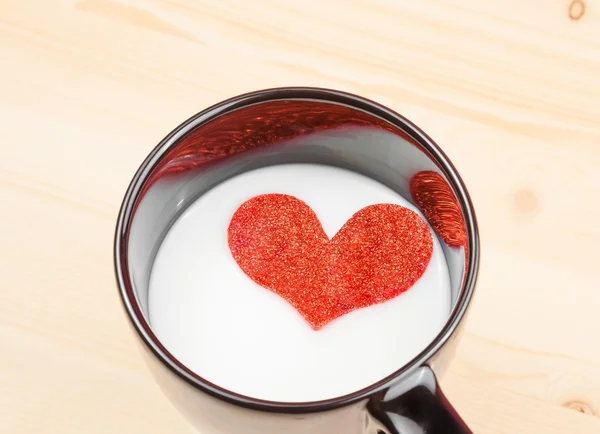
2 0 600 432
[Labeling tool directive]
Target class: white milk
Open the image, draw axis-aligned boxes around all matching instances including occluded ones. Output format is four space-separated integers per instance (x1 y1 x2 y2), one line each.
148 164 451 403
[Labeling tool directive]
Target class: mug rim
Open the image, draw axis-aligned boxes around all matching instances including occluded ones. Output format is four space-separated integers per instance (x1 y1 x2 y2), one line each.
114 86 480 413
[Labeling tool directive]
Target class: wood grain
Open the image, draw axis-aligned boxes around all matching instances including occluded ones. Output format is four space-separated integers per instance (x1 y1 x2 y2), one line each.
1 0 599 432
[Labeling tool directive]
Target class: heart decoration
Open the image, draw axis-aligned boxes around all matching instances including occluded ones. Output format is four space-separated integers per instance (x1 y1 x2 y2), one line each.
228 194 433 329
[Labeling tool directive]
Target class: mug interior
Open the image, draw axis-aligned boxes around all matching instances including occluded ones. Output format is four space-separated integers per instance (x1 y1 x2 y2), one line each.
114 88 478 410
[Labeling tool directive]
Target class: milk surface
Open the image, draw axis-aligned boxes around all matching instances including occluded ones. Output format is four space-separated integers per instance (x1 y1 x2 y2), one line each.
148 164 451 402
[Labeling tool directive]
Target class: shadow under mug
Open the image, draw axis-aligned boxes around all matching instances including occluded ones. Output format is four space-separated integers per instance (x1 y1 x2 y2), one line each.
114 87 479 434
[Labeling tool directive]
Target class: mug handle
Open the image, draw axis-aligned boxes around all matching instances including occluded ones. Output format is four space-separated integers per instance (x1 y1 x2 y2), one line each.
366 366 472 434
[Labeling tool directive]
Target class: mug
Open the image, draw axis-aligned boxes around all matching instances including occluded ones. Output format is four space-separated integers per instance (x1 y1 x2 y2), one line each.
114 87 479 434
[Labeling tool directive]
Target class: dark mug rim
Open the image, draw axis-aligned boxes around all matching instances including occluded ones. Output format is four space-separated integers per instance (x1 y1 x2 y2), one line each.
114 86 480 414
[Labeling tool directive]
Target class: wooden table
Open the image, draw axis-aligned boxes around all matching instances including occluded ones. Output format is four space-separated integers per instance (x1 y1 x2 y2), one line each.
2 1 600 432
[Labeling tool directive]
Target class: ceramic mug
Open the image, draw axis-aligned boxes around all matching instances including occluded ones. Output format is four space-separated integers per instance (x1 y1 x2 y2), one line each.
114 87 479 434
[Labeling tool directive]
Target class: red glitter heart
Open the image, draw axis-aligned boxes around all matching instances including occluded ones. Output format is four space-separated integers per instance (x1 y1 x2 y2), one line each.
228 194 433 329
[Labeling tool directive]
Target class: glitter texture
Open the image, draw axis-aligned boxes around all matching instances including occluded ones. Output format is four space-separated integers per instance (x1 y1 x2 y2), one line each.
410 171 467 248
228 194 433 329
